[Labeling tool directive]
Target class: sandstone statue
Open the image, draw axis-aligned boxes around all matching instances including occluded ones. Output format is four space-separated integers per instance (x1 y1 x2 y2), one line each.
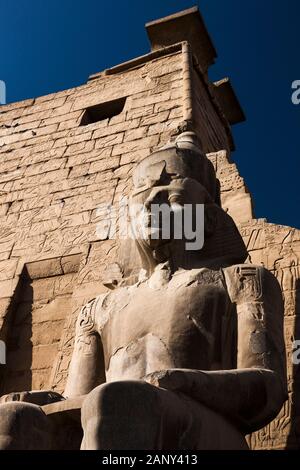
0 132 287 450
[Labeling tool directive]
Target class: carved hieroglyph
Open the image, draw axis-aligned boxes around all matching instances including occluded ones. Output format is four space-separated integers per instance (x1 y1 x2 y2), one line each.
0 6 297 450
209 146 300 449
240 221 300 449
0 132 288 450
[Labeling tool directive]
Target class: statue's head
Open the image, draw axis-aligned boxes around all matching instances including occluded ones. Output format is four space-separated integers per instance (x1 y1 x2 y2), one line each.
129 132 220 270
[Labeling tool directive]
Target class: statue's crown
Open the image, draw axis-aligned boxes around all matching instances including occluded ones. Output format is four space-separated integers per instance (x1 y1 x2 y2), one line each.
133 132 217 200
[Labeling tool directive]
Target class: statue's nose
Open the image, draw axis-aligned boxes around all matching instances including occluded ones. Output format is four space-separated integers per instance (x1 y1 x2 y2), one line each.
168 190 184 206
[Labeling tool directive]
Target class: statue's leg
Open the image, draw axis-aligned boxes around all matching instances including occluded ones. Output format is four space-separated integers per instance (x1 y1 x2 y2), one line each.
81 380 176 450
81 380 249 450
0 402 52 450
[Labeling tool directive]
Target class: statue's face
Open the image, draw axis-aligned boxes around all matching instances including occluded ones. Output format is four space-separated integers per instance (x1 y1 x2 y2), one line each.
130 176 211 250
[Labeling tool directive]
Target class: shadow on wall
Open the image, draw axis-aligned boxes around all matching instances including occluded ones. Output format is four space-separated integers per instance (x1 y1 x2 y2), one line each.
287 279 300 449
0 270 33 395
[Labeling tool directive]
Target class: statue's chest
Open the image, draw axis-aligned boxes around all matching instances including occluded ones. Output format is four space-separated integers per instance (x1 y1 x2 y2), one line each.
101 268 234 374
102 269 232 350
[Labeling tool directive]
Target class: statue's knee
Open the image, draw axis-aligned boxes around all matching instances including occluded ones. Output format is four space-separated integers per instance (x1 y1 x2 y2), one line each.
0 402 51 450
81 381 163 449
82 380 161 424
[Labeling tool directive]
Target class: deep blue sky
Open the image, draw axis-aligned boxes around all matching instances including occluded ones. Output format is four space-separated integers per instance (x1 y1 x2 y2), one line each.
0 0 299 229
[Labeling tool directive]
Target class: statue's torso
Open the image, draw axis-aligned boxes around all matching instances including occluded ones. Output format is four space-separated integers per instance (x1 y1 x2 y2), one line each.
94 267 236 382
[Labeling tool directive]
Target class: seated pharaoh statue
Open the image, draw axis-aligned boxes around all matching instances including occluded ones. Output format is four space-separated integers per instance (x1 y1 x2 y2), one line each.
0 132 287 450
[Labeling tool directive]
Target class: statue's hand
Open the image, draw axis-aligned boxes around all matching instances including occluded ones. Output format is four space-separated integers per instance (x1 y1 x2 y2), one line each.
143 369 195 391
0 390 65 406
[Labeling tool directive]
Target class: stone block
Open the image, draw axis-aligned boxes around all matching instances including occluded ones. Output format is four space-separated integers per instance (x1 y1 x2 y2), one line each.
93 119 140 139
124 127 148 142
32 297 75 323
89 156 120 174
0 259 18 281
25 258 63 280
32 344 58 370
66 147 112 167
154 100 181 113
112 135 159 156
61 254 81 274
131 91 171 109
0 278 19 299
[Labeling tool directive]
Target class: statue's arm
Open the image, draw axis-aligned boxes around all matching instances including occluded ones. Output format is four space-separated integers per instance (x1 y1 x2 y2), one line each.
64 296 106 398
146 265 288 433
223 264 287 429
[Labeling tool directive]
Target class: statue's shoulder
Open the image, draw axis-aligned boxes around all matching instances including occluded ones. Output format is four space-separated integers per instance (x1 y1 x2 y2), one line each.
169 267 225 290
89 285 135 330
192 267 226 285
222 263 281 304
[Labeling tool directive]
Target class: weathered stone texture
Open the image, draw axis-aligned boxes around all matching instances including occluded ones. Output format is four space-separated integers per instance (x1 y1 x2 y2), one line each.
207 150 254 223
0 255 81 393
210 151 300 450
238 221 300 449
192 70 231 154
0 52 186 394
0 23 298 451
